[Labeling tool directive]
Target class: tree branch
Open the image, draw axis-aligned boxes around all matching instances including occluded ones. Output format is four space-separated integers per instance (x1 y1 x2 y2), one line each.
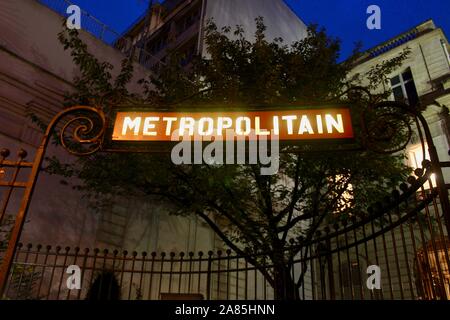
195 210 275 287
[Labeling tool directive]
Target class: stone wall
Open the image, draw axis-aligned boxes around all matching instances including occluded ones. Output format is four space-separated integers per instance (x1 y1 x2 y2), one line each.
0 0 215 254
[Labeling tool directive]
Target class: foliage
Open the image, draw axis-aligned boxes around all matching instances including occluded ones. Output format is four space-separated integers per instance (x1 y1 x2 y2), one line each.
0 215 14 253
1 216 41 300
47 18 413 299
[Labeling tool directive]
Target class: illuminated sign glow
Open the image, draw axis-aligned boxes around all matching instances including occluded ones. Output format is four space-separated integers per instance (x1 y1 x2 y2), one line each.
112 108 354 142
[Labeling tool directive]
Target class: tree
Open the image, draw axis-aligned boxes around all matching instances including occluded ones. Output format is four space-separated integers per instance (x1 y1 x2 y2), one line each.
49 18 411 300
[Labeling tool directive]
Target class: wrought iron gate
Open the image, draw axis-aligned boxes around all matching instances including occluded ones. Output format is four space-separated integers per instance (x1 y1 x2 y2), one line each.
0 100 449 300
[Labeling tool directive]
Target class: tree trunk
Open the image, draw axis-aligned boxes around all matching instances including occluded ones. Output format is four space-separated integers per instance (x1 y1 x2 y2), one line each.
273 264 299 300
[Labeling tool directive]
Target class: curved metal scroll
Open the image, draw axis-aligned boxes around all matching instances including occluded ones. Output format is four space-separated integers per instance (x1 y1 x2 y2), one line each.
56 106 106 156
0 106 106 295
336 87 417 155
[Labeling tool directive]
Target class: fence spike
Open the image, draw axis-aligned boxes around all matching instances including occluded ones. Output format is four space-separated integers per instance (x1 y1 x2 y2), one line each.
0 148 10 158
17 149 27 159
407 176 417 185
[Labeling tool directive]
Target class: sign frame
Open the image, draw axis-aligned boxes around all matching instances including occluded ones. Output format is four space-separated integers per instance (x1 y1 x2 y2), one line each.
102 103 362 154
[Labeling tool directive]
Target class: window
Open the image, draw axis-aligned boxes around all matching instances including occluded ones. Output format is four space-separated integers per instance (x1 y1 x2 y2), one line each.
179 40 198 67
390 68 419 106
408 144 436 189
148 35 168 54
176 8 200 36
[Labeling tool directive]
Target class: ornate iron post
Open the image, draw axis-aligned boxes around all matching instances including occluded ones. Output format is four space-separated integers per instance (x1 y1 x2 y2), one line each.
0 106 106 296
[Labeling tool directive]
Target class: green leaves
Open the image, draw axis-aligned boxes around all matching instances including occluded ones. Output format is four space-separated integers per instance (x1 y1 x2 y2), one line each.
58 27 135 108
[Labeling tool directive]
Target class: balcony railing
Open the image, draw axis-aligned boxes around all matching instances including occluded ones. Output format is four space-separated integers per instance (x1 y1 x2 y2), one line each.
37 0 121 44
36 0 165 71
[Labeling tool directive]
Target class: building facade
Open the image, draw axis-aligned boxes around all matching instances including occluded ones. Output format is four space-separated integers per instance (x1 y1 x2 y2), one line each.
349 20 450 164
116 0 307 71
0 0 147 250
0 0 213 255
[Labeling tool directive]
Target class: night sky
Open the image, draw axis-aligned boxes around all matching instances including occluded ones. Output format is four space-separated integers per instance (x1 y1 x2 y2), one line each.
67 0 450 60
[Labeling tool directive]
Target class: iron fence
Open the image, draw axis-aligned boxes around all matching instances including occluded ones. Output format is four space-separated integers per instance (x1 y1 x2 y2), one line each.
2 161 449 300
0 99 449 300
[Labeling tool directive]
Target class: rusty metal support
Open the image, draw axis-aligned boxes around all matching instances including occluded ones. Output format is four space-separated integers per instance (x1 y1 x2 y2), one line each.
0 106 106 297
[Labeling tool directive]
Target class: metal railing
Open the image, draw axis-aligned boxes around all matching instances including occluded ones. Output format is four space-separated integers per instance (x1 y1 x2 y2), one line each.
2 162 449 300
37 0 122 44
36 0 165 71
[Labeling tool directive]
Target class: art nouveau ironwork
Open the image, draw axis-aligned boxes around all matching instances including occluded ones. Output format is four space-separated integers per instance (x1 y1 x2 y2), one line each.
0 91 449 299
0 106 106 293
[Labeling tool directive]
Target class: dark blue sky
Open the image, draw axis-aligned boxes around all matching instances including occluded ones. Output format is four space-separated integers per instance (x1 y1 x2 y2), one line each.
69 0 450 60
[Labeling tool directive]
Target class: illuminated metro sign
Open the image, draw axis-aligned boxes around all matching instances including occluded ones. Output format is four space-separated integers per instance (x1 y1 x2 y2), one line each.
111 107 354 142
